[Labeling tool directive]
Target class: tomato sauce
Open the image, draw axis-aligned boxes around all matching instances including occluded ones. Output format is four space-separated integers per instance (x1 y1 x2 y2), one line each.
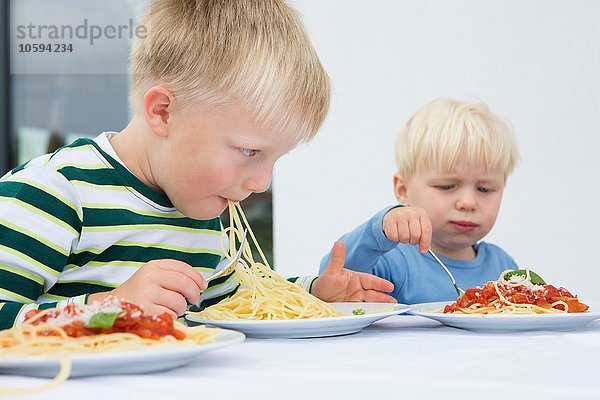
444 282 589 314
25 301 186 340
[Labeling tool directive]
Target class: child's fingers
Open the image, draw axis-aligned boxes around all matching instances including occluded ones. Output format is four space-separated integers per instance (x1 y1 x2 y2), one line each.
323 241 346 274
159 271 202 304
390 216 410 243
384 207 432 251
418 214 432 253
384 223 400 242
358 272 394 293
406 215 423 245
156 260 208 290
153 289 189 317
144 304 178 319
361 290 397 303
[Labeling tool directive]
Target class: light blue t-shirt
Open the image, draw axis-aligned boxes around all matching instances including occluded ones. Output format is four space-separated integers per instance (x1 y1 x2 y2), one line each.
319 206 518 304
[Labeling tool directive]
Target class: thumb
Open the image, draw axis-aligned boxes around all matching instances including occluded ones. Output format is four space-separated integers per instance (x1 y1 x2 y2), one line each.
323 241 346 274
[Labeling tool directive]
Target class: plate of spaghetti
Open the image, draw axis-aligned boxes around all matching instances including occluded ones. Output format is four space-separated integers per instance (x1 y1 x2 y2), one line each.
0 297 244 397
187 302 409 338
186 201 409 338
409 269 599 332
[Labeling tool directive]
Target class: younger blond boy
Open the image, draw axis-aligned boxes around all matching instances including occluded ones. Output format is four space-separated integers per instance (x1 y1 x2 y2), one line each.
320 98 520 303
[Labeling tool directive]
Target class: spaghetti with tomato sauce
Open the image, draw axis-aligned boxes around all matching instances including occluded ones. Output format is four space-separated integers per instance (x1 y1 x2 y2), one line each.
444 270 589 314
24 301 186 340
0 297 217 396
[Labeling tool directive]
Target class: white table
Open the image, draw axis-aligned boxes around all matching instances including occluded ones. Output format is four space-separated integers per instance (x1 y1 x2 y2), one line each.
2 315 599 400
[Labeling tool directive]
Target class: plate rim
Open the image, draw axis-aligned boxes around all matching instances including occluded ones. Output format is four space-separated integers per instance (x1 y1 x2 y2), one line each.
409 301 600 319
185 302 410 326
0 327 245 367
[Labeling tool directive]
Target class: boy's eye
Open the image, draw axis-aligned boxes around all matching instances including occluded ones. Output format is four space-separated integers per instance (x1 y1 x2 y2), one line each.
239 148 258 157
436 184 455 190
477 186 491 193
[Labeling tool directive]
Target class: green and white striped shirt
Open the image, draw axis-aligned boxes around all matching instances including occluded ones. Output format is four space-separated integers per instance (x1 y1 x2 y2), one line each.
0 133 241 329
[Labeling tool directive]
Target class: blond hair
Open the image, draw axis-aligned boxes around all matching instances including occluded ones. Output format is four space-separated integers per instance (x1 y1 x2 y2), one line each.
394 98 520 181
130 0 330 143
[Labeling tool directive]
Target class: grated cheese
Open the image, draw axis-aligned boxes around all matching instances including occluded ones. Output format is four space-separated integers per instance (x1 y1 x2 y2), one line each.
508 274 526 283
45 296 123 326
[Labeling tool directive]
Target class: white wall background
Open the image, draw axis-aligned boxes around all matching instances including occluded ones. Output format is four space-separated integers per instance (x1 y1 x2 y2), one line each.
274 0 600 304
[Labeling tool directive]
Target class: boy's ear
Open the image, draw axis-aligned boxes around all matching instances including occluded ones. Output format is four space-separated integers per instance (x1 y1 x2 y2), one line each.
143 86 176 138
393 173 409 205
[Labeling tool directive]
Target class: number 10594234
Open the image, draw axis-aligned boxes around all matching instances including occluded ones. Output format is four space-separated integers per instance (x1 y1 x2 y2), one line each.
18 43 73 53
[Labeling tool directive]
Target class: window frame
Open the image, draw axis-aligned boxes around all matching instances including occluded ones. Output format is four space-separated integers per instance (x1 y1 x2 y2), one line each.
0 0 12 173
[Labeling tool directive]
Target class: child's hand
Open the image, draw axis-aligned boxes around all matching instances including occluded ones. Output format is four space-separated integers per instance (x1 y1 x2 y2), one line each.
383 206 432 253
88 260 207 317
311 241 396 303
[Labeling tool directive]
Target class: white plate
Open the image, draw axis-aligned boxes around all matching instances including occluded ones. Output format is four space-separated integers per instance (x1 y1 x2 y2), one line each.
0 328 245 378
185 302 409 338
410 301 600 332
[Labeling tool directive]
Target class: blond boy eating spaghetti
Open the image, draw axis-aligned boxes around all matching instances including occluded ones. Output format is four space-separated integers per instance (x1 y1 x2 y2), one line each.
0 0 395 329
320 98 520 304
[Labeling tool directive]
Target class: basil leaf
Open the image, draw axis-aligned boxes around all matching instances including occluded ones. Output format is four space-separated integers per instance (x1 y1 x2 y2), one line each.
85 312 122 328
352 308 366 315
504 269 546 285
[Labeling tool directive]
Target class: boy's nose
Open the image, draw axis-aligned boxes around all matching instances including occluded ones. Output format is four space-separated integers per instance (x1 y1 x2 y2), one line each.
456 192 477 212
243 168 273 194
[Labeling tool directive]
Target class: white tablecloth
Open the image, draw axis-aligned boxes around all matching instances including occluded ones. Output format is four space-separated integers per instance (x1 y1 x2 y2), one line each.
2 315 599 400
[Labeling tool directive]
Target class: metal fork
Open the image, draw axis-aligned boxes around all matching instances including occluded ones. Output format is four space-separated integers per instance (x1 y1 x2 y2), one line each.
205 229 248 283
428 249 465 296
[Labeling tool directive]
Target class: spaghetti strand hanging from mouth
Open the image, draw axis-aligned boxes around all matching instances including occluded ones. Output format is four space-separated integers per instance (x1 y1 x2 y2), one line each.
192 201 339 320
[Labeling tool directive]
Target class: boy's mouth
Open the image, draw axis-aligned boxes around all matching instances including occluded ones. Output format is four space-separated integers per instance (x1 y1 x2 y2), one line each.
221 196 246 204
449 220 478 233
